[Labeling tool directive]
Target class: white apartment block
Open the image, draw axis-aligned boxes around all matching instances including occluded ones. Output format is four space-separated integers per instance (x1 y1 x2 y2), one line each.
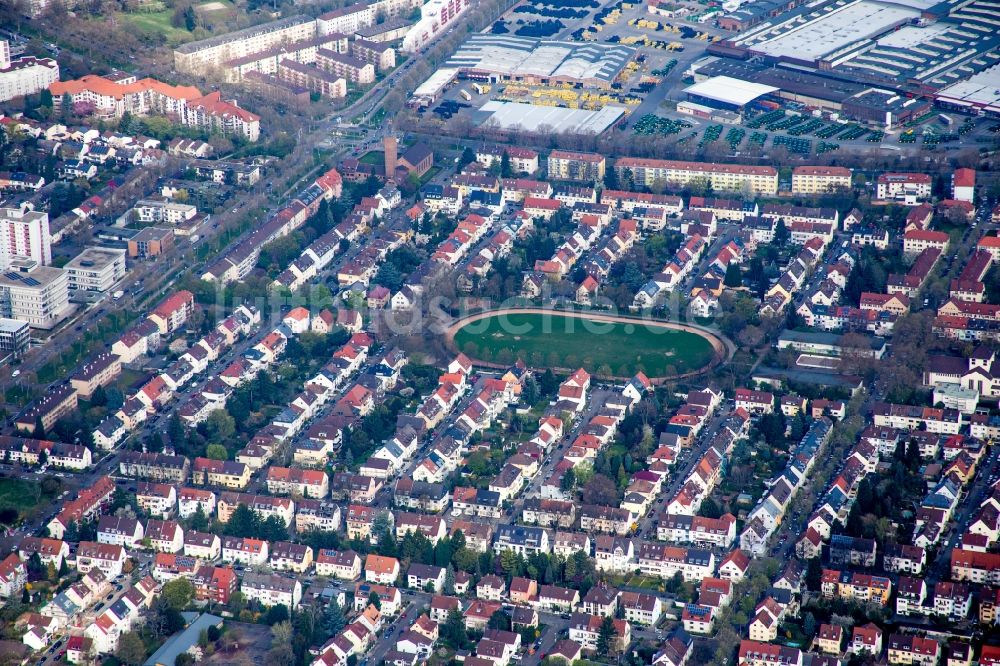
0 259 71 329
0 206 52 270
130 199 198 226
64 247 126 293
0 41 60 103
616 158 778 195
173 16 317 74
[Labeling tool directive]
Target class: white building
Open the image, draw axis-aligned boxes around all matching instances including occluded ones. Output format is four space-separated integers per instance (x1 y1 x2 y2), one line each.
402 0 473 52
130 199 199 226
0 41 60 103
0 259 71 329
241 572 302 609
64 247 127 292
0 206 52 270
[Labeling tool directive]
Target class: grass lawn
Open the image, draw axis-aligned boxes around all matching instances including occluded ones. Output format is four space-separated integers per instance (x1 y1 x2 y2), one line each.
0 478 43 522
453 312 716 377
121 10 193 42
607 572 667 592
359 150 384 166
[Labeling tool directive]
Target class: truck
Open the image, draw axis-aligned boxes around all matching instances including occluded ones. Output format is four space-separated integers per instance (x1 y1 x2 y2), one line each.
112 290 124 301
460 89 472 101
939 113 954 126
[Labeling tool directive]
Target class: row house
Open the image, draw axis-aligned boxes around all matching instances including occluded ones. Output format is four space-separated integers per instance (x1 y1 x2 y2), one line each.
265 466 330 498
637 543 714 582
183 530 221 560
295 499 342 533
217 493 294 526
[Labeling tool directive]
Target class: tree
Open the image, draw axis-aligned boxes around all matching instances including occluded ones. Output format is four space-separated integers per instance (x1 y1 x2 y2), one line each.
162 578 195 611
457 147 476 170
321 600 346 637
116 632 147 665
581 473 618 506
190 504 210 532
488 610 512 631
500 151 513 178
33 415 45 440
603 164 619 191
724 263 742 288
183 4 197 31
559 466 576 492
265 604 290 625
803 612 817 639
441 607 469 649
205 443 228 460
168 412 186 447
203 410 236 442
596 615 616 656
773 219 789 245
368 590 382 610
444 565 456 595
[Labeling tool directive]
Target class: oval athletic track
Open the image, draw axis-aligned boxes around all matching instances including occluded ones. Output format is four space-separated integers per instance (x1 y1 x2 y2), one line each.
443 308 733 383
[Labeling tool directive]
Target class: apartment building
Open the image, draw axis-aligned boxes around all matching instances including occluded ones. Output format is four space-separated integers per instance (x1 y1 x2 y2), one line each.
265 466 329 498
547 151 606 183
70 351 122 399
64 247 127 293
615 157 778 195
14 384 77 433
178 487 216 519
241 572 302 609
0 205 52 270
277 60 347 99
216 493 294 526
0 40 59 102
351 39 396 71
221 536 269 566
315 49 376 84
790 166 851 194
174 16 317 73
130 199 198 227
51 76 260 141
876 173 931 204
191 457 250 489
75 541 127 578
118 451 190 483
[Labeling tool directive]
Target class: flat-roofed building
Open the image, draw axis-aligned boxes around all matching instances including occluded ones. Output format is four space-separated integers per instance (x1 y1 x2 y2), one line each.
0 318 29 357
0 259 71 329
64 247 126 293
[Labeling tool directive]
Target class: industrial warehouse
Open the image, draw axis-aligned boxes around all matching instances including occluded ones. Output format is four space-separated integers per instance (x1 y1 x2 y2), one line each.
445 35 637 89
705 0 1000 122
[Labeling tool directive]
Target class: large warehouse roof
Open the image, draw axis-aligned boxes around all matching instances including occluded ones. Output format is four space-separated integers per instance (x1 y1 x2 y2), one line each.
476 101 624 135
446 35 635 85
683 76 778 106
740 0 918 62
935 63 1000 113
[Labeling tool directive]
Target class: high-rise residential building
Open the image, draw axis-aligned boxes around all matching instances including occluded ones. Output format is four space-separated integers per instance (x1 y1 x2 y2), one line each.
0 206 52 271
0 40 60 103
0 259 71 329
